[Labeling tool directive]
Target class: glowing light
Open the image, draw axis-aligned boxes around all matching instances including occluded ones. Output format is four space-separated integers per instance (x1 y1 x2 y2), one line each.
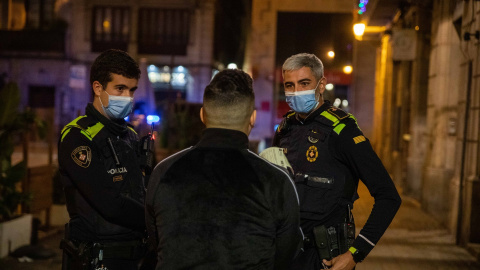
333 98 341 107
358 0 369 13
327 51 335 58
342 100 349 107
147 115 160 124
343 65 353 74
325 83 334 91
103 20 110 29
415 26 419 31
227 63 238 69
353 23 366 37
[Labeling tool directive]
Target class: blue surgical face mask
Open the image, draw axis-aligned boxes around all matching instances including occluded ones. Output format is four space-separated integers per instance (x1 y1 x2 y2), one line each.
285 80 320 114
99 90 134 119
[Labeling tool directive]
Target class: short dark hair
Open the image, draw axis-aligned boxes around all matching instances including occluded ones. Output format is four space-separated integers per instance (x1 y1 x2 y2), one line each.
203 69 254 128
90 49 141 88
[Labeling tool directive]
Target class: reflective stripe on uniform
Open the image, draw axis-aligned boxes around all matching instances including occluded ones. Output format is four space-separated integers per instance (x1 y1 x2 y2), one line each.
127 126 137 135
320 111 340 126
320 110 359 135
333 123 346 135
61 116 104 142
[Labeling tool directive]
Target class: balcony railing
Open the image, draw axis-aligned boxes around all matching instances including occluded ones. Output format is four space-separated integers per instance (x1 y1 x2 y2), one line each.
0 30 65 53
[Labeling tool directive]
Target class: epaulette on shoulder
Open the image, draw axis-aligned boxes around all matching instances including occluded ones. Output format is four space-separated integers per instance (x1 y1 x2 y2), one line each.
276 110 296 134
283 110 296 119
60 115 104 142
317 106 357 135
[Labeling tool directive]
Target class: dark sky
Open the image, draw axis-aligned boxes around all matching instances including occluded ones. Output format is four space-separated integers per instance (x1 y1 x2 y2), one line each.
214 0 252 69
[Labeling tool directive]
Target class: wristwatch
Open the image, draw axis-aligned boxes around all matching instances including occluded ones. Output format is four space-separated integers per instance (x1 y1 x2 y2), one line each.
348 247 365 263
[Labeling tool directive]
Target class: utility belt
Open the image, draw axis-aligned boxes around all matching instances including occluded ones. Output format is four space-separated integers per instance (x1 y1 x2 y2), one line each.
303 209 356 261
60 224 146 270
61 239 146 270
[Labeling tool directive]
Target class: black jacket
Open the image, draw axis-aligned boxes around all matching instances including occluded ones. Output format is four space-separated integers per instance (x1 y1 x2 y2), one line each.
58 103 145 242
146 128 303 270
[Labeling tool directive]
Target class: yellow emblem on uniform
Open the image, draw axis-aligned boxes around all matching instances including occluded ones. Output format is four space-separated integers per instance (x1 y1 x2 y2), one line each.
353 135 366 144
71 146 92 168
306 145 318 162
113 175 123 182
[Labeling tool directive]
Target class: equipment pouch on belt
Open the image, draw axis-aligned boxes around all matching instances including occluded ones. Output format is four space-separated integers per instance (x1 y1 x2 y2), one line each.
312 222 355 261
60 223 146 270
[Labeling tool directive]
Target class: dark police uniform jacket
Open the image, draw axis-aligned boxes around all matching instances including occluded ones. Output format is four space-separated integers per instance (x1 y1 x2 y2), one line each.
146 128 303 270
273 100 401 258
58 103 145 243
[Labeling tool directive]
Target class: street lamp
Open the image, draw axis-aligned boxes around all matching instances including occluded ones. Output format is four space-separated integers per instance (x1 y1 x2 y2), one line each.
353 23 386 40
353 23 366 38
343 65 353 74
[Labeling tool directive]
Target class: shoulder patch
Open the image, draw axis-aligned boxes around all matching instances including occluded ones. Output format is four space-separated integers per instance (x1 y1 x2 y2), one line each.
71 146 92 168
353 135 366 144
327 107 349 120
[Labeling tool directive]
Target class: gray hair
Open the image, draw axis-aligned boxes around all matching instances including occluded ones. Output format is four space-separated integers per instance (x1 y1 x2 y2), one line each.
282 53 324 80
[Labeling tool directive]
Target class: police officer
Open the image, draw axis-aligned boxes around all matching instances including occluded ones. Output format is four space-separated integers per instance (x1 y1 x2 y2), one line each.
58 49 146 270
273 53 402 270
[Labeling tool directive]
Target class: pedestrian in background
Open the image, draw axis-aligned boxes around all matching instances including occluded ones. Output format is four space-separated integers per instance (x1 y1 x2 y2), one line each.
146 69 303 270
274 53 402 270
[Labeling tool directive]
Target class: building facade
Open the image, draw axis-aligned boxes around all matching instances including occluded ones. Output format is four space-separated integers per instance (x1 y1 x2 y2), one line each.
0 0 216 141
359 0 480 252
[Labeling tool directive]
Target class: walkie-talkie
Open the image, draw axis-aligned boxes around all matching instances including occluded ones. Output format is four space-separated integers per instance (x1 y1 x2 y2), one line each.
141 123 155 176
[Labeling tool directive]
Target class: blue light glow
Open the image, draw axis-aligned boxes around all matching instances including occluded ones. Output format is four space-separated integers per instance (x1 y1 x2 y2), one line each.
358 0 368 14
274 124 279 132
147 115 160 124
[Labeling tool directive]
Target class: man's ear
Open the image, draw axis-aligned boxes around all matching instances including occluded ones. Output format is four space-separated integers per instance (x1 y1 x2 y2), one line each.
250 109 257 127
200 107 206 125
318 77 327 95
92 81 103 96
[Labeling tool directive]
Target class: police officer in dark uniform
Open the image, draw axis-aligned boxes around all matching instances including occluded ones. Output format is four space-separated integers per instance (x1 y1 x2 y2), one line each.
273 53 402 270
58 49 147 270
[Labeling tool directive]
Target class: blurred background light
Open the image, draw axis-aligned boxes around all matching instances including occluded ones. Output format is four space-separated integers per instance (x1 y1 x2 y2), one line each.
227 63 238 69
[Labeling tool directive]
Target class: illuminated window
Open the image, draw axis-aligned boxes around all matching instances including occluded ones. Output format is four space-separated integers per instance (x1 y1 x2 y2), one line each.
91 6 130 52
148 64 190 102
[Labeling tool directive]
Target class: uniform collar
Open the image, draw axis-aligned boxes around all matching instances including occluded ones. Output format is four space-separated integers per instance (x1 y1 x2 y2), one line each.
197 128 249 149
294 100 331 124
85 103 128 136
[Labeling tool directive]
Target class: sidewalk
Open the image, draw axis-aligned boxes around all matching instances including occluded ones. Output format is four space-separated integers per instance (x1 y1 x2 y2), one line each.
0 183 479 269
353 183 480 270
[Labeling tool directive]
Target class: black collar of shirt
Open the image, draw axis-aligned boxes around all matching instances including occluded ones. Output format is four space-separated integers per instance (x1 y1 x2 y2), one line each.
197 128 249 150
85 103 128 136
294 100 332 124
